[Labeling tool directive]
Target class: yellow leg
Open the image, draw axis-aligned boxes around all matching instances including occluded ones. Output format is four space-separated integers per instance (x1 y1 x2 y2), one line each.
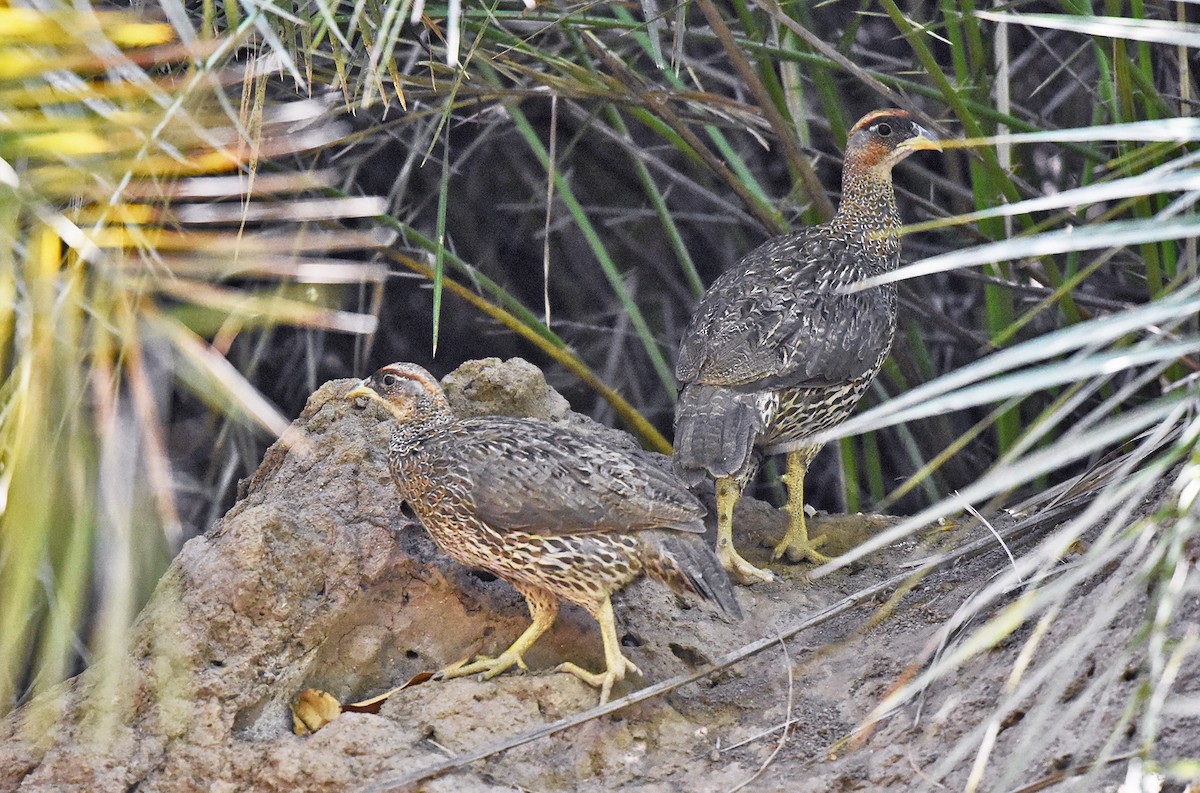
771 451 831 564
556 597 641 705
437 585 558 682
715 476 774 585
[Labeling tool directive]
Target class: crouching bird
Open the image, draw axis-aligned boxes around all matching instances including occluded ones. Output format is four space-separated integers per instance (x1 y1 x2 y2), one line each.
348 363 741 704
674 109 941 585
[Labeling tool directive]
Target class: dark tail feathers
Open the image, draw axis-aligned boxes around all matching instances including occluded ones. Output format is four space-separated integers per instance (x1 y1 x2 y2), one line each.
673 384 762 485
644 532 742 621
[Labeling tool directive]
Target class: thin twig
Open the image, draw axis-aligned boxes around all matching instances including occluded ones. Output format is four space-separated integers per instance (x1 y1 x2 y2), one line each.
718 715 803 755
963 501 1021 581
542 93 557 327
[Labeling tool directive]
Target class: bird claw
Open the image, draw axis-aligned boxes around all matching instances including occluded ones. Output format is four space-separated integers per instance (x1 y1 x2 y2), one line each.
717 545 775 585
556 657 641 705
770 531 831 565
435 649 526 682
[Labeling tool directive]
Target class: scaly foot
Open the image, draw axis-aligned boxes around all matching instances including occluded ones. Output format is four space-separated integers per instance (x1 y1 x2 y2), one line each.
557 656 641 704
717 543 775 585
436 648 529 682
773 451 832 565
770 529 831 565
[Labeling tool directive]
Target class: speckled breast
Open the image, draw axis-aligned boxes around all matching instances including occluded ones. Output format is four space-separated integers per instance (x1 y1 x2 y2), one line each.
757 376 876 458
417 505 649 608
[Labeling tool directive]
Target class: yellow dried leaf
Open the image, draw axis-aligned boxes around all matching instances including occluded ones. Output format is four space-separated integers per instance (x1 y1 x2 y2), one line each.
0 9 64 40
74 203 157 225
0 51 47 81
0 10 172 47
291 689 342 735
24 131 112 157
103 20 174 48
291 672 434 735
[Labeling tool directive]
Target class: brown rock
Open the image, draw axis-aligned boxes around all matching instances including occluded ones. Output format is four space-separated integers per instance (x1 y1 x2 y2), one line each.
441 356 570 420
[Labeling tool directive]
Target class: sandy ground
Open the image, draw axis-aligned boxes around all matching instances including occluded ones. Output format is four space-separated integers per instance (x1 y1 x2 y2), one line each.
1 358 1196 792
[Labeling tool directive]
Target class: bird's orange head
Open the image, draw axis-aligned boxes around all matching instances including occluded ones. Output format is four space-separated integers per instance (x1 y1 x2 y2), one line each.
347 362 451 423
844 109 941 174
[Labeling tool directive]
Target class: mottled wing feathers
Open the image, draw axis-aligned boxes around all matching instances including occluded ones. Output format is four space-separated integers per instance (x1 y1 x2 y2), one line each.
423 417 706 537
676 229 895 390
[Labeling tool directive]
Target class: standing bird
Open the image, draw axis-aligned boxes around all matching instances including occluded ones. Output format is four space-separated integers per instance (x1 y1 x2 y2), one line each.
674 109 941 584
348 363 741 704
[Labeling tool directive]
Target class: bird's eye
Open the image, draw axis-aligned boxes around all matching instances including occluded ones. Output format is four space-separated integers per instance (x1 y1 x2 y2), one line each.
874 122 893 137
382 373 398 387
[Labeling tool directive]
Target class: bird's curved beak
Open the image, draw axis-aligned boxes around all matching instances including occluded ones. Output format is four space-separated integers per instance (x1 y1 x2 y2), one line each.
346 379 375 404
899 123 942 152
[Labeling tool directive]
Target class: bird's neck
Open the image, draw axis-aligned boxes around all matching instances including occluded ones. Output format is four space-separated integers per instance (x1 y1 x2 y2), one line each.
391 404 454 457
833 166 901 238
